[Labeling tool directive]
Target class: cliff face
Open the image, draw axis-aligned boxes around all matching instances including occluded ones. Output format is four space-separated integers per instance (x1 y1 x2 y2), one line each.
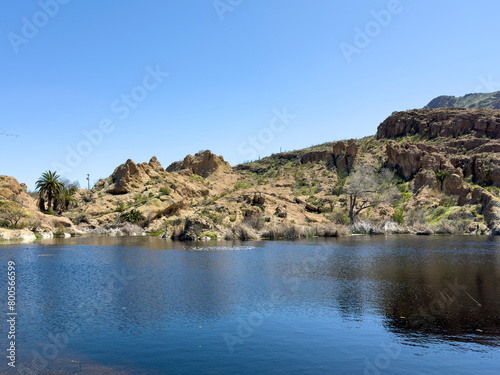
377 109 500 187
377 108 500 139
376 108 500 233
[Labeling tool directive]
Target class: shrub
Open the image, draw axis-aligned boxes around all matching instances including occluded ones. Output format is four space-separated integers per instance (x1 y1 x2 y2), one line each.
330 208 350 225
392 206 405 224
120 209 146 224
159 186 171 195
436 170 450 183
115 201 126 212
53 224 66 238
234 181 253 190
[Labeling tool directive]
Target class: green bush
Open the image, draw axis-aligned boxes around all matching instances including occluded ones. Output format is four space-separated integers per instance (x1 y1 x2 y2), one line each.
436 170 450 182
115 201 126 212
159 186 171 195
392 206 405 224
120 209 146 224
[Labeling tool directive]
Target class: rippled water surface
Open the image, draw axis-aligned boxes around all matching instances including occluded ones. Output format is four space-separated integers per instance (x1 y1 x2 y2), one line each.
1 236 499 374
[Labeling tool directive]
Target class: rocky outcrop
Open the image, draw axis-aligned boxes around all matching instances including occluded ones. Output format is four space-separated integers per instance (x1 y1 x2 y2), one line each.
385 141 458 181
0 176 24 199
104 159 150 194
170 217 215 241
471 187 500 234
244 193 266 206
0 228 36 242
442 174 470 205
377 108 500 139
301 151 333 165
165 161 182 173
332 139 358 173
166 150 231 177
412 170 437 191
148 156 163 171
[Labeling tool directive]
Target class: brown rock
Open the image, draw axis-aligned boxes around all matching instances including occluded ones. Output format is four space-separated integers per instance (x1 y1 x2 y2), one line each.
166 161 183 173
148 156 163 171
275 204 287 218
301 151 333 165
305 202 322 213
107 159 148 194
442 174 470 205
377 108 500 140
471 187 500 234
332 139 358 173
0 176 23 199
166 151 231 177
412 170 437 191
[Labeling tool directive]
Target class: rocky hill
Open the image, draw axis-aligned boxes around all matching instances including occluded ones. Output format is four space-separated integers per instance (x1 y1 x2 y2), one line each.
1 108 500 242
425 91 500 109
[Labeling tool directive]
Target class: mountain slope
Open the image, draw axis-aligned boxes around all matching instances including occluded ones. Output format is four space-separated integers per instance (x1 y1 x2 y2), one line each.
425 91 500 109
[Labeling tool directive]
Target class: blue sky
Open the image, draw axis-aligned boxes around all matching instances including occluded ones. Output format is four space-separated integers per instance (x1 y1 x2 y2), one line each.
1 0 500 190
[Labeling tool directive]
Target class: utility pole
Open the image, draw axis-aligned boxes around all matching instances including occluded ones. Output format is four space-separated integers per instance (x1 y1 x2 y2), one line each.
87 174 90 190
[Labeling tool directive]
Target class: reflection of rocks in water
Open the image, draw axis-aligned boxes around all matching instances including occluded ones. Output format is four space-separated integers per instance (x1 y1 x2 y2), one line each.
187 245 256 251
380 273 500 347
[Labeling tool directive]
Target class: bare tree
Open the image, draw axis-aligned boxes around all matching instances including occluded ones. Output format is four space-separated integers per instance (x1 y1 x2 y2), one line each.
343 165 400 224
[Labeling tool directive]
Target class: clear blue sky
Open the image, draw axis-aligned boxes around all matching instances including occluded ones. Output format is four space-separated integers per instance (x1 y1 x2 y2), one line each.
1 0 500 190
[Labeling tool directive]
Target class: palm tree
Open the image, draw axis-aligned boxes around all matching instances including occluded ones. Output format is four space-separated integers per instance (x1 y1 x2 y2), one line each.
35 171 64 212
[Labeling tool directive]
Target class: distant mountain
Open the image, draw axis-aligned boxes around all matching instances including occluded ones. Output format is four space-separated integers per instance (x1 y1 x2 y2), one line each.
424 91 500 110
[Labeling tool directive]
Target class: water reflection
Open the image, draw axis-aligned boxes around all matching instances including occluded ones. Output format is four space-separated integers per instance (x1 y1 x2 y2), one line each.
0 236 499 374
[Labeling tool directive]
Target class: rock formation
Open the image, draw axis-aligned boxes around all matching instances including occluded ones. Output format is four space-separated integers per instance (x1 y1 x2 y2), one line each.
166 150 231 177
377 108 500 139
332 139 358 173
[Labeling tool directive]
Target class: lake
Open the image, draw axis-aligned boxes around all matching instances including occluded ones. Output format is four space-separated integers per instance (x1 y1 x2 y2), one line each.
1 236 499 374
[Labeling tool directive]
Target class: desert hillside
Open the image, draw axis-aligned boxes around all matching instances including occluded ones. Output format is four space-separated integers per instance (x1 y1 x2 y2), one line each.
1 107 500 241
425 91 500 110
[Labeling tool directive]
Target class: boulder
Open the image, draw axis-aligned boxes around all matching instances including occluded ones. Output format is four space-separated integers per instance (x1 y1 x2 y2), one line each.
0 228 36 242
245 193 265 206
275 204 288 218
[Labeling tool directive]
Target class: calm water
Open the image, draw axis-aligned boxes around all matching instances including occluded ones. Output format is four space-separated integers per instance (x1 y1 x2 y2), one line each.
0 236 499 374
